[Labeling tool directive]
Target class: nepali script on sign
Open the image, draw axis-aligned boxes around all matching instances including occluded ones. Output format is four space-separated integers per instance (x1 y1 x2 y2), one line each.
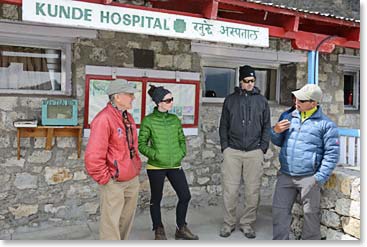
23 0 269 47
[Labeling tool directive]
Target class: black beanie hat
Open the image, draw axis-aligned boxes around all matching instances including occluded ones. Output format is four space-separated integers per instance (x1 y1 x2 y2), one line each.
148 85 171 105
239 65 256 81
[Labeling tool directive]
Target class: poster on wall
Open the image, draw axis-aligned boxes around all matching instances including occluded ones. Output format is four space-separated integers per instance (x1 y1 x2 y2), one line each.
88 79 142 124
146 82 196 125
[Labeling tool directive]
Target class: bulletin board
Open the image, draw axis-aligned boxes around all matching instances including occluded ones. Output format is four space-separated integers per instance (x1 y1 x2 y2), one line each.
84 75 200 129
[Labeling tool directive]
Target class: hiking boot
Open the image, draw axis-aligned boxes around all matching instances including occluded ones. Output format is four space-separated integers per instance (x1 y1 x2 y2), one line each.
240 225 256 239
219 224 235 238
175 224 199 240
154 226 167 240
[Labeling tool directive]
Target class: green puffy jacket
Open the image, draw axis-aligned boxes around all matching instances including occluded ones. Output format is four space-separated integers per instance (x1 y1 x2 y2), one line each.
138 107 186 168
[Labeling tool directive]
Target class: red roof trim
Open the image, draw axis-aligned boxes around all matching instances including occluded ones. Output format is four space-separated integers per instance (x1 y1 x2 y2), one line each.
2 0 359 52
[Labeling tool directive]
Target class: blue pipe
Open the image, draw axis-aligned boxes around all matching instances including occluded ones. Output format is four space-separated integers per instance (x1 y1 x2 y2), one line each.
308 51 318 84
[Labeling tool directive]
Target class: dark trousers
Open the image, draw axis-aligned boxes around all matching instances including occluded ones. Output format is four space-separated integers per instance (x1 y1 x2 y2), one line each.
147 168 191 230
272 173 321 240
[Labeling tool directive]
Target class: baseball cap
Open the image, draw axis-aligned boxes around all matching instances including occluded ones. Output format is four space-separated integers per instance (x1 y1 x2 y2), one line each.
292 84 322 102
107 79 140 95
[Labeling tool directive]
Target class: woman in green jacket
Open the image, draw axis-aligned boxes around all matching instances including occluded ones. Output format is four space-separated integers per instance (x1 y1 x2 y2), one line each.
138 85 199 240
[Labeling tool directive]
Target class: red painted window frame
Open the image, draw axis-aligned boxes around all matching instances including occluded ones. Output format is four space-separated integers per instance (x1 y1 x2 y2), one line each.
84 74 200 129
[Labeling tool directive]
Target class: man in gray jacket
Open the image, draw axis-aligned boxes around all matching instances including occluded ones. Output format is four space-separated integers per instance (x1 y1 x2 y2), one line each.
271 84 339 240
219 65 271 238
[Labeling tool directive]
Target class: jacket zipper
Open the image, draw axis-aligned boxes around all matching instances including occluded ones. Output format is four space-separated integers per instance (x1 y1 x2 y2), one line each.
113 160 119 179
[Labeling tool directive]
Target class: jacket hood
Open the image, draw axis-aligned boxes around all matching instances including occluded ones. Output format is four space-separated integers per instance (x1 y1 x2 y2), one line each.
234 86 261 95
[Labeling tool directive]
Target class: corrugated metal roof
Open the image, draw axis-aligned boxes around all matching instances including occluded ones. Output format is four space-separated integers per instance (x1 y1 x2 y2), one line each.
243 0 360 23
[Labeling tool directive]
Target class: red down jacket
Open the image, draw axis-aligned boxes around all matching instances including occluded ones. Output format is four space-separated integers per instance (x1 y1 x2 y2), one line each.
85 103 141 185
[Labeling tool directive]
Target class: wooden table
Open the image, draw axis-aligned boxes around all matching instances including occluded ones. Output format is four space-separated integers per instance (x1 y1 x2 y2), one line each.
17 126 83 160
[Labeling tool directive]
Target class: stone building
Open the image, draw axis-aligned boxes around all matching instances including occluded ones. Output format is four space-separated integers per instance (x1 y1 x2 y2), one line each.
0 0 360 240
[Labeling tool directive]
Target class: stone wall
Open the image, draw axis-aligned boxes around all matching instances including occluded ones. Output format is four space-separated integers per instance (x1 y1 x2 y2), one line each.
0 3 361 239
290 167 360 240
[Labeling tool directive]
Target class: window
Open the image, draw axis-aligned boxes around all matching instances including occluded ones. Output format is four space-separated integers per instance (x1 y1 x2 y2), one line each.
253 68 277 101
192 42 307 103
0 21 97 96
203 67 236 98
202 65 277 101
0 45 64 92
344 71 360 110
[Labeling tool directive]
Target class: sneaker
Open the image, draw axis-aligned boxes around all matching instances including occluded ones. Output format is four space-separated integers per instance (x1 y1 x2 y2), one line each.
154 225 167 240
240 225 256 239
219 224 235 238
175 224 199 240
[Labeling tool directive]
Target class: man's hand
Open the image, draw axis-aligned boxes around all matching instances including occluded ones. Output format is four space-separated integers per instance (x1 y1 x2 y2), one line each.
273 119 291 133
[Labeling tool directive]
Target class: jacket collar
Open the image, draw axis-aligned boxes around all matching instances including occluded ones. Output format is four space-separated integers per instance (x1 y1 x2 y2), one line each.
153 107 169 117
234 86 261 95
291 106 323 119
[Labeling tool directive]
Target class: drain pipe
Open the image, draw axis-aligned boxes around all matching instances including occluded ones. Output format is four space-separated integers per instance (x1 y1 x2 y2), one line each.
307 35 336 85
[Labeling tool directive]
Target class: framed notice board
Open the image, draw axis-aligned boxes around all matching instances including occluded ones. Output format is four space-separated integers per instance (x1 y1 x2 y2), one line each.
84 72 200 131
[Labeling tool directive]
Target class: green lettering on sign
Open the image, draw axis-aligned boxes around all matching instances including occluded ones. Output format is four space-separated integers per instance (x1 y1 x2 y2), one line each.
36 2 46 16
100 11 109 23
153 18 162 30
123 14 131 25
72 7 83 20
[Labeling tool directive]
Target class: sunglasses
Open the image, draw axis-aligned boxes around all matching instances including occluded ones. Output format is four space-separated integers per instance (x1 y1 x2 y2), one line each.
243 79 255 84
161 97 174 103
298 99 314 103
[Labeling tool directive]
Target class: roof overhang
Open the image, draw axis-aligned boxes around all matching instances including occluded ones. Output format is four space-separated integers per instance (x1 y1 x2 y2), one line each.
1 0 359 53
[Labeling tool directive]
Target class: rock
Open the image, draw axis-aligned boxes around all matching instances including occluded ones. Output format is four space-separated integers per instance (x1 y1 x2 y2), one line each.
9 204 38 219
28 150 52 163
14 173 38 189
321 210 341 229
45 167 73 185
342 217 360 239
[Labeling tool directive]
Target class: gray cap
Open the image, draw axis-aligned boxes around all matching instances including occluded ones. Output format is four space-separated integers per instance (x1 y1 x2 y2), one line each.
107 79 140 95
292 84 322 102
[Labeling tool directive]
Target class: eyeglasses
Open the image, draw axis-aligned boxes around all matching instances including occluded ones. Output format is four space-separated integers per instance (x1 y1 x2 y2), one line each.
298 99 315 103
243 79 255 84
161 97 174 103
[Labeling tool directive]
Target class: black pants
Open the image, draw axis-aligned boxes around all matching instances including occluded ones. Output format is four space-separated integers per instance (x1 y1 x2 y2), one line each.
147 168 191 230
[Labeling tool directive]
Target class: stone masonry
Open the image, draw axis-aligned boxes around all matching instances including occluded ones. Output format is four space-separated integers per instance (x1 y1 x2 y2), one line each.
0 2 360 240
291 167 360 240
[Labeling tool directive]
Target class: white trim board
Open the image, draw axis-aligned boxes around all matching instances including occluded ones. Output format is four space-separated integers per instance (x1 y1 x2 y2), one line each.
85 66 200 81
191 42 307 65
0 20 97 43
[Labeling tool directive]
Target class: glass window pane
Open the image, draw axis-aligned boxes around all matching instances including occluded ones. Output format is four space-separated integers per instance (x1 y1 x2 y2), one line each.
0 45 62 91
344 74 354 106
204 67 236 98
145 82 196 124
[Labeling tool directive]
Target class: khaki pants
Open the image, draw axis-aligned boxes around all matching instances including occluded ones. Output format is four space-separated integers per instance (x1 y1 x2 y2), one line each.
99 176 140 240
221 148 264 228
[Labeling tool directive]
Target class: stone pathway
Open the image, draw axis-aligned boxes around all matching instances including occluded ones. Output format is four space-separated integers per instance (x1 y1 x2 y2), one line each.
2 205 273 240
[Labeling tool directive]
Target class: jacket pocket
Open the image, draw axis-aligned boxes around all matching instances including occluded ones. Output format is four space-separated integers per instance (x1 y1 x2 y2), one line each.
114 158 140 182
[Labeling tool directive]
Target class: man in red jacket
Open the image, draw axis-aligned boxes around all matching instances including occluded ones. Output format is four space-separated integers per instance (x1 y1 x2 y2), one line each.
85 79 142 240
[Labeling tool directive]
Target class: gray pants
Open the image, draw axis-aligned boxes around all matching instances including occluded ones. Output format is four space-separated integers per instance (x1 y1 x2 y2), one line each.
221 148 264 228
272 173 321 240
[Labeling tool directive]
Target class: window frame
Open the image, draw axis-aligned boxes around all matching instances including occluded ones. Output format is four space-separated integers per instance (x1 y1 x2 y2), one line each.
192 41 307 104
343 70 360 111
338 54 360 111
201 59 281 103
0 39 72 96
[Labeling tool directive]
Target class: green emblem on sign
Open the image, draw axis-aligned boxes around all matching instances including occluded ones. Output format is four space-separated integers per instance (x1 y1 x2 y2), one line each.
173 19 186 33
